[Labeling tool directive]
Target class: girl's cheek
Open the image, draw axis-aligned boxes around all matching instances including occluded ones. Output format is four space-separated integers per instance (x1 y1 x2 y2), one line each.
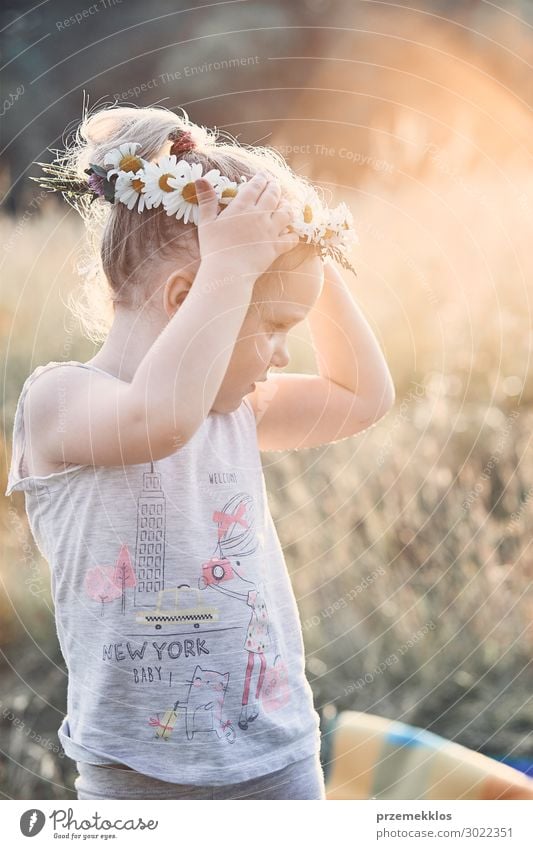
254 336 273 364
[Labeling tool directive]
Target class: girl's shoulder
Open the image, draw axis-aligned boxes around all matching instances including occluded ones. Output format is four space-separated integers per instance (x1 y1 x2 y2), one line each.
19 361 103 477
5 362 94 494
19 360 90 477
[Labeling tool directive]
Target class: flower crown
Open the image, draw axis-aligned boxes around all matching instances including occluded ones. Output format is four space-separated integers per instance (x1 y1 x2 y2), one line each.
31 130 358 275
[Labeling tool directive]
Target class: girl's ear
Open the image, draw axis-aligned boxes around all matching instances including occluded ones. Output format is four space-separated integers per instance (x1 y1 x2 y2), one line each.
163 270 193 319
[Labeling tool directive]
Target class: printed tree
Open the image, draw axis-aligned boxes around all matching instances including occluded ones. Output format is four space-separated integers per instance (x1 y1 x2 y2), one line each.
84 544 136 616
112 544 136 614
84 565 121 616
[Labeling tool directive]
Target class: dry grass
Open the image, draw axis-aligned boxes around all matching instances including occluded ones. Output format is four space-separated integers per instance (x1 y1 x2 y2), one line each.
1 86 532 795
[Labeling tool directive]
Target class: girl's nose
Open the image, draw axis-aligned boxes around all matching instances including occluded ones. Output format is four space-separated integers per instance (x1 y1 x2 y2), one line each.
271 341 290 370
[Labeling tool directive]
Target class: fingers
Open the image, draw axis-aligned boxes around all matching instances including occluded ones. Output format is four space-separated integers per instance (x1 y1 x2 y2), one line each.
230 171 282 211
276 231 300 253
198 171 286 222
255 177 282 210
195 177 216 198
271 203 293 232
194 178 219 223
228 171 268 210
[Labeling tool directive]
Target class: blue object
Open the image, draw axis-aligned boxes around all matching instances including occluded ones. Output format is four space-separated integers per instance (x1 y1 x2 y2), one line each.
487 754 533 778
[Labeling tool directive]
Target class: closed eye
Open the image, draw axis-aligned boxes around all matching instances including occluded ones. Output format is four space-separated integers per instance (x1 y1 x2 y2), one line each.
268 330 292 343
267 321 297 336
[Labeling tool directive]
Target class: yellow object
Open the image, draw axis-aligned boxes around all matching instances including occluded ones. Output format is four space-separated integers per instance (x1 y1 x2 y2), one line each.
325 711 533 800
136 587 218 630
154 709 178 740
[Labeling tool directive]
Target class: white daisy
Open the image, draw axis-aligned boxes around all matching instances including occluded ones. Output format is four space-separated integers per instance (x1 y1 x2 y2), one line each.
114 169 150 212
218 174 249 206
163 161 223 225
290 188 325 243
141 156 189 209
104 143 144 179
321 202 359 248
216 175 240 206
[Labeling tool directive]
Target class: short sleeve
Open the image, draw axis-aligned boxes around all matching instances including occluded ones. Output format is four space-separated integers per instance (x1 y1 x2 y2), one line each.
4 362 85 496
5 372 35 496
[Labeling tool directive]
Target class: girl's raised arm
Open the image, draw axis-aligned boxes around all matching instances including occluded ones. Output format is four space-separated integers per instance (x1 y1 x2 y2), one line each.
25 173 298 468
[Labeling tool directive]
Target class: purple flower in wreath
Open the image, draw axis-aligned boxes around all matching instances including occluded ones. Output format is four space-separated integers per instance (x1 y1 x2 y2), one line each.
84 163 117 204
87 172 106 197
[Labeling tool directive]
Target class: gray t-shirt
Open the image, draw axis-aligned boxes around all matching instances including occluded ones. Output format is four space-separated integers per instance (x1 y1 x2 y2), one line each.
5 361 321 785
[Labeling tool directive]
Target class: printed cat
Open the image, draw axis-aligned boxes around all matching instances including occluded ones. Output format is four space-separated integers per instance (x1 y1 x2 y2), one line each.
179 665 236 744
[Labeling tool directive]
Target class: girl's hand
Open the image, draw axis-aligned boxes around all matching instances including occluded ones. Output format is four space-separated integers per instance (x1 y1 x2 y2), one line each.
194 172 299 280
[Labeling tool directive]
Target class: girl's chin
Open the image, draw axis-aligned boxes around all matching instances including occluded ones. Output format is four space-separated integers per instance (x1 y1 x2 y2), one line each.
210 395 245 414
210 381 256 413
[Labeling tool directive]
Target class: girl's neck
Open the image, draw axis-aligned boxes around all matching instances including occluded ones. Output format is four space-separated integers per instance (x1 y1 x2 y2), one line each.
86 306 166 382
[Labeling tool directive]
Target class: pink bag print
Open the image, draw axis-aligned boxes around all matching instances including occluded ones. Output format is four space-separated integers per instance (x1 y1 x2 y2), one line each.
261 654 291 712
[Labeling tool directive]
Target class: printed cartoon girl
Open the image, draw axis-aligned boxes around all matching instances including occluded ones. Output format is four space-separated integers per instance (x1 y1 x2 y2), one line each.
199 492 272 729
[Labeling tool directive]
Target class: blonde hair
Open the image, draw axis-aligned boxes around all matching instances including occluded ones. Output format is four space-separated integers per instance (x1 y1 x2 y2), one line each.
60 101 324 342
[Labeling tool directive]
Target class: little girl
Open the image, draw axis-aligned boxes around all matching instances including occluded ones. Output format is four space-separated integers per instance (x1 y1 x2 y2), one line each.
5 105 394 800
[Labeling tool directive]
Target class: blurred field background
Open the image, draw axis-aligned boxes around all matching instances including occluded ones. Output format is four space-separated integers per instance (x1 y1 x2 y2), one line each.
1 0 532 799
